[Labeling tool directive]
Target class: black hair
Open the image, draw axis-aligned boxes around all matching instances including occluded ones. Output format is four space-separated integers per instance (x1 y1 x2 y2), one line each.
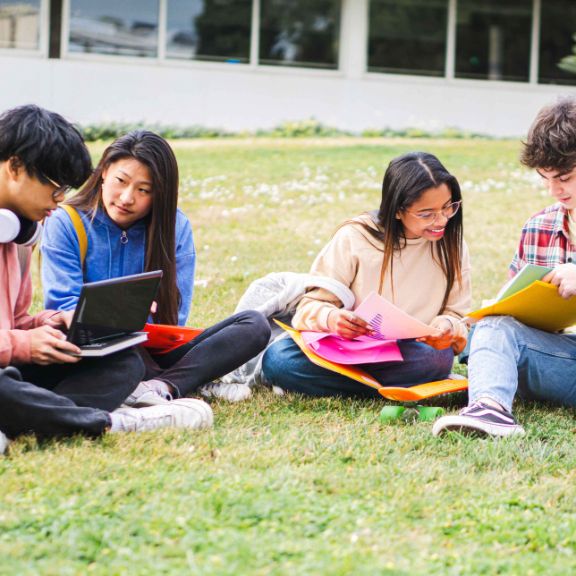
0 104 92 188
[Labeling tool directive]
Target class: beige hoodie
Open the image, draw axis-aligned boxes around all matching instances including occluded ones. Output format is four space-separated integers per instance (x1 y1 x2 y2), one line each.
292 214 471 349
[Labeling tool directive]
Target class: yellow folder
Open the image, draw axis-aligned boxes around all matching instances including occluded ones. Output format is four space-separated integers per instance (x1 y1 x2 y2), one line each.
467 280 576 332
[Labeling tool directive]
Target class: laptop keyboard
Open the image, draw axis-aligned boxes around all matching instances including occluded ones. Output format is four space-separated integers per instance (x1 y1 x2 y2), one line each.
80 334 129 350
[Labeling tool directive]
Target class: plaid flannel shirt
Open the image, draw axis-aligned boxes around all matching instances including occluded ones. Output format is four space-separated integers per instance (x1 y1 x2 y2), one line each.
510 203 576 276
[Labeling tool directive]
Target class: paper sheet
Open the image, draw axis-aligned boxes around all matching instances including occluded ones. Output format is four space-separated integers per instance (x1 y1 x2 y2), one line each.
354 292 438 340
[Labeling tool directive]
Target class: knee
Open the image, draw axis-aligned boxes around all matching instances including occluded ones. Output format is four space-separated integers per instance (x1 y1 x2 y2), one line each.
240 310 272 349
473 316 525 349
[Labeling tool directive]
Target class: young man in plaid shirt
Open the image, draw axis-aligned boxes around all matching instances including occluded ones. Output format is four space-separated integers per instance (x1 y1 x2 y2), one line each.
434 97 576 438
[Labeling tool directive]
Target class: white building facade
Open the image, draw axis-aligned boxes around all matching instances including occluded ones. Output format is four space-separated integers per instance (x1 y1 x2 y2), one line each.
1 0 576 136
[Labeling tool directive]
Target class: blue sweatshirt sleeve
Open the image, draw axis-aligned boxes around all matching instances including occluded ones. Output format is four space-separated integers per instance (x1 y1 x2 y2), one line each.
41 208 85 311
175 210 196 325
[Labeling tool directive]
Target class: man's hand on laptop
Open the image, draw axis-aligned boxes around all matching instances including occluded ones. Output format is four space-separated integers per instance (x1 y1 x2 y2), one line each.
45 310 75 330
29 325 82 365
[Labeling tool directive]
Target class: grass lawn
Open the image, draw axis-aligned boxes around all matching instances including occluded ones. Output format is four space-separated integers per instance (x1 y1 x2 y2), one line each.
2 138 575 575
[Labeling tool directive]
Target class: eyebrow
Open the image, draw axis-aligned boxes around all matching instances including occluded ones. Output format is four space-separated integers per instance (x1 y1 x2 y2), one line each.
537 169 572 180
117 169 152 185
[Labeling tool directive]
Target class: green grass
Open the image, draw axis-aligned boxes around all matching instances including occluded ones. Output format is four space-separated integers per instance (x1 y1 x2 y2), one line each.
4 138 576 575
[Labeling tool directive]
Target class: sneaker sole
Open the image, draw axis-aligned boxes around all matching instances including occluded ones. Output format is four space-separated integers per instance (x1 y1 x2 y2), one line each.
432 415 525 438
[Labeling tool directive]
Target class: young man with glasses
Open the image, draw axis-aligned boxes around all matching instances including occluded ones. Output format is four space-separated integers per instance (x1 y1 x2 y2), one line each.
0 105 212 455
434 97 576 438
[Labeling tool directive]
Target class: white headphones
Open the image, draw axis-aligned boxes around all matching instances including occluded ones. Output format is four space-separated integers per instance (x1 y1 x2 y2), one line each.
0 209 42 246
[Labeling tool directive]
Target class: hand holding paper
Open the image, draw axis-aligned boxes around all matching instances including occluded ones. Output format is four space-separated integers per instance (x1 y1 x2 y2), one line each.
327 308 373 340
416 317 455 350
354 292 440 340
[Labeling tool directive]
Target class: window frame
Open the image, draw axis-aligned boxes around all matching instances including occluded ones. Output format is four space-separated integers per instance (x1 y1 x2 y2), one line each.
0 0 49 56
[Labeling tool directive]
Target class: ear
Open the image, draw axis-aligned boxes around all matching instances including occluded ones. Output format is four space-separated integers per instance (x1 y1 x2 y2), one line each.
395 211 402 220
6 157 23 181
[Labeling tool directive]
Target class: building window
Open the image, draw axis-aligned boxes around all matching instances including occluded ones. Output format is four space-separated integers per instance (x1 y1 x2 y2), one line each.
259 0 340 69
68 0 159 58
0 0 40 50
539 0 576 86
455 0 532 82
368 0 448 77
166 0 251 63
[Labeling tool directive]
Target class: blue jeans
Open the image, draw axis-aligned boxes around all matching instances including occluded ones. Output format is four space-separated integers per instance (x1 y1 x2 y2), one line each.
262 337 454 398
468 316 576 412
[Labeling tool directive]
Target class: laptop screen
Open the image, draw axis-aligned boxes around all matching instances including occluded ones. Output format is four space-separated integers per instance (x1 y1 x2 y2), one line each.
67 270 163 345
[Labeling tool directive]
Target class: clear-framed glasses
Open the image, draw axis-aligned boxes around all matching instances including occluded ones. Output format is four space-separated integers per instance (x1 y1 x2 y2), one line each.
403 200 462 224
43 174 72 201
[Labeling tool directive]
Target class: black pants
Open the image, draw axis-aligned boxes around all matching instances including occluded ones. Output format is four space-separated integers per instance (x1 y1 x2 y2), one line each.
0 349 144 439
140 310 271 397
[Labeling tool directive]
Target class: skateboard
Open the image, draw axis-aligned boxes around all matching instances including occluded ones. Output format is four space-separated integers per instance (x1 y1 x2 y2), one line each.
275 320 468 422
377 379 468 422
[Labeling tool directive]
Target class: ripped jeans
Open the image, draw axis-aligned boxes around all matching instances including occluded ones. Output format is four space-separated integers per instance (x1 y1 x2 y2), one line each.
468 316 576 412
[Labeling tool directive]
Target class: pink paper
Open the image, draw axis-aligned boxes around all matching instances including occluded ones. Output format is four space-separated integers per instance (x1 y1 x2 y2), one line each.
301 331 403 365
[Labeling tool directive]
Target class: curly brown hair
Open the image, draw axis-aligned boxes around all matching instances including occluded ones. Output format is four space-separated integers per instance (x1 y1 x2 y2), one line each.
521 97 576 173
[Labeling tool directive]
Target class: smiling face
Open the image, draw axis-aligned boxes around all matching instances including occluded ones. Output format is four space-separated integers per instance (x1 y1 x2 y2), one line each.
537 167 576 214
101 158 153 228
396 183 454 240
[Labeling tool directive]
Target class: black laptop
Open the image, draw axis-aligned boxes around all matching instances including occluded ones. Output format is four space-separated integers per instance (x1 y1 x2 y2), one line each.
66 270 163 357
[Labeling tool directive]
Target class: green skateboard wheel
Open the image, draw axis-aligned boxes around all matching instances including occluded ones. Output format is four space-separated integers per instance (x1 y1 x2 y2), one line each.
417 406 445 422
379 406 407 422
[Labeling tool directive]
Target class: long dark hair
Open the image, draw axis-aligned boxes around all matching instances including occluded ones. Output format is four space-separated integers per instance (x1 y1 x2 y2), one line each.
359 152 463 313
67 130 180 325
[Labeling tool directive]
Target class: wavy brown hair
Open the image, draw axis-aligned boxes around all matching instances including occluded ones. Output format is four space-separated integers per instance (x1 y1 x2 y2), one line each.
521 97 576 173
67 131 180 325
354 152 463 314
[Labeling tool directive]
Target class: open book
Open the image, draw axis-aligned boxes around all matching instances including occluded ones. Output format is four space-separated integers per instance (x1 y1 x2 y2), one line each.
467 264 576 332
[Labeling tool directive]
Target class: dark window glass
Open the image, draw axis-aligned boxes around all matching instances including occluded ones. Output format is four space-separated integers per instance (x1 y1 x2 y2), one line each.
166 0 251 63
540 0 576 86
69 0 159 58
368 0 447 77
259 0 340 69
456 0 532 82
0 0 40 50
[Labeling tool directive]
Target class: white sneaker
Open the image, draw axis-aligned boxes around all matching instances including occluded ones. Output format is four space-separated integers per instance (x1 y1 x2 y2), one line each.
124 380 172 407
199 381 252 402
0 430 8 455
110 398 214 433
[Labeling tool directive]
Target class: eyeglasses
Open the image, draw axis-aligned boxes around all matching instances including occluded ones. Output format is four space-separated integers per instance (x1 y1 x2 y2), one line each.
43 174 73 201
403 200 462 224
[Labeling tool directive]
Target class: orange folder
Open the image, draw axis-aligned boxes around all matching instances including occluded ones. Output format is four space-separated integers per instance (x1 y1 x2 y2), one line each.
143 323 203 354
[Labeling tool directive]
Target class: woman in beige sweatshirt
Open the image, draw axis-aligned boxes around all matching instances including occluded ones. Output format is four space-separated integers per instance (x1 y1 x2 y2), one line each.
262 152 471 397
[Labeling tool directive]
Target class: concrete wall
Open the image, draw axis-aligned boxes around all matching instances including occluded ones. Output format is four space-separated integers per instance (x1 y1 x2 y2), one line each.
2 53 575 137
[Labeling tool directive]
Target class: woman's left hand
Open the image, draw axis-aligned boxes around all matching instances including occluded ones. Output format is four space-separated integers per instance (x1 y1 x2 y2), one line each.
416 318 454 350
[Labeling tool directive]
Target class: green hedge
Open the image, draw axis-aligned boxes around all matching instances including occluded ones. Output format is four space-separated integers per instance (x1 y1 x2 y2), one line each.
78 118 491 142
